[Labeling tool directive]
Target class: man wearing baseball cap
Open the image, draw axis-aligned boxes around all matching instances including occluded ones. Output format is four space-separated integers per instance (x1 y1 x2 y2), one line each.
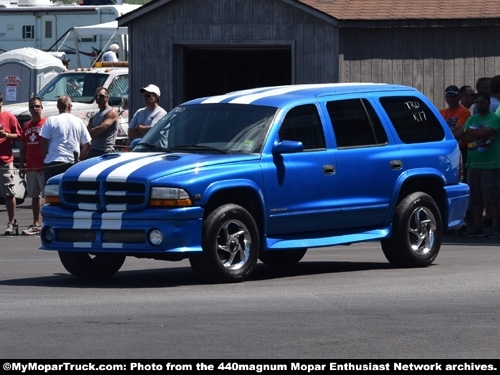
440 85 471 132
440 84 471 185
128 84 167 140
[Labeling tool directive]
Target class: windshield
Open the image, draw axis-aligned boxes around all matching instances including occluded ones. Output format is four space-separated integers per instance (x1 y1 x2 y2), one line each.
135 103 277 154
37 73 109 104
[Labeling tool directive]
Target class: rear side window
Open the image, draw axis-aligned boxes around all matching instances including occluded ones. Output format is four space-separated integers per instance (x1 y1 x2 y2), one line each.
279 104 326 150
380 96 445 143
327 98 388 148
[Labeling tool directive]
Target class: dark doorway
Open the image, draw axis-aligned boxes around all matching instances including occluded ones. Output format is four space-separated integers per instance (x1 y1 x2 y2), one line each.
183 47 291 102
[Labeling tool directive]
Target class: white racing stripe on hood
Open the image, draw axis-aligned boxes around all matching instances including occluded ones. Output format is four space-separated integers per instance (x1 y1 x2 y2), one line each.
106 154 167 182
78 152 153 180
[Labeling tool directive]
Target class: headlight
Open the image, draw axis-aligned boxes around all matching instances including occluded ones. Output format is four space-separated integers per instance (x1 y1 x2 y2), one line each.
43 184 61 204
150 187 192 207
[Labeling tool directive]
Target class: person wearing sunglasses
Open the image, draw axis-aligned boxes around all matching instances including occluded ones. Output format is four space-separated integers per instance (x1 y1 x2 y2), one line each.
128 84 167 141
86 87 119 158
0 92 22 235
18 97 46 235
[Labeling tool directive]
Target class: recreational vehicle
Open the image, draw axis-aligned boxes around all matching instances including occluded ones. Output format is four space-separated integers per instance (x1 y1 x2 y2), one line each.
0 0 139 67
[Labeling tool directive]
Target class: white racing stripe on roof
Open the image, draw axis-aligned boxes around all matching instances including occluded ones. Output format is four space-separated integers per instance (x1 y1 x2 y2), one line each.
201 86 273 104
228 84 338 104
106 154 166 182
78 152 152 181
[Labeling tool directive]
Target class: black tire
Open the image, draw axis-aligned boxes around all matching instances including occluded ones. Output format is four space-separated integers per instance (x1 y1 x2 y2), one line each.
381 192 442 267
258 248 307 266
189 204 260 283
58 251 126 280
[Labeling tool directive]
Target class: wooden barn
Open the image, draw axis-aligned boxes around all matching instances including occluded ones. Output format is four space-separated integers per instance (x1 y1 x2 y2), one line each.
118 0 500 113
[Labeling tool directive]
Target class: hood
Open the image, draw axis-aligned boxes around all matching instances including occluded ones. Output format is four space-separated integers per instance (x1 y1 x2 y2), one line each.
1 103 28 116
63 151 259 183
3 101 63 117
3 100 97 119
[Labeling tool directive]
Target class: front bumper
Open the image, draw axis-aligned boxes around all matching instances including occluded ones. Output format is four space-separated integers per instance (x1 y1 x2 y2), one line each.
39 205 204 254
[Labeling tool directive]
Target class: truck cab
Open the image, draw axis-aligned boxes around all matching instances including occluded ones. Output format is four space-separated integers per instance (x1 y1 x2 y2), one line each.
4 66 130 162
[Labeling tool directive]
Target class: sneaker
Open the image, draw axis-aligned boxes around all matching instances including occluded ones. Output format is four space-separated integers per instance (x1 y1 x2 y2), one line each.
22 224 41 236
5 222 13 235
461 226 485 237
485 226 500 238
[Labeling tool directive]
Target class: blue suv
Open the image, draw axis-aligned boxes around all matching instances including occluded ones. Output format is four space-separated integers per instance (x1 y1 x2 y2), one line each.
40 83 469 283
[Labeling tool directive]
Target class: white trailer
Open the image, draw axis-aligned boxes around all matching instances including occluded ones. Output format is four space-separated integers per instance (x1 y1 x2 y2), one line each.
0 1 139 67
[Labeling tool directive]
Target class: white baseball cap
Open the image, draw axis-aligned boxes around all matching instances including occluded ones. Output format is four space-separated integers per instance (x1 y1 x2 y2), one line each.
140 84 161 96
109 43 120 51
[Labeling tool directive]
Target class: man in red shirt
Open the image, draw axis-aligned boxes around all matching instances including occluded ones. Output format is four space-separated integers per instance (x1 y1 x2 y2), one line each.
19 97 46 235
0 92 22 235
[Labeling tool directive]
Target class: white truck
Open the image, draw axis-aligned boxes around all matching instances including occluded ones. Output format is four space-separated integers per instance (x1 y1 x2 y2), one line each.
4 65 131 163
0 0 139 67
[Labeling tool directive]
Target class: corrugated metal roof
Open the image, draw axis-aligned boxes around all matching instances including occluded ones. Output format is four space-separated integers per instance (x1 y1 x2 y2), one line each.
298 0 500 20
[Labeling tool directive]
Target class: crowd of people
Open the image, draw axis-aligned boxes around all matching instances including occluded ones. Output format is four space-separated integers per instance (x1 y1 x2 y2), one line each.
442 76 500 237
3 76 500 238
0 83 166 236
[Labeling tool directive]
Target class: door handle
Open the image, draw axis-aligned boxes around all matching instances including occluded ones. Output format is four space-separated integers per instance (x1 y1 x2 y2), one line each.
323 165 335 174
390 160 403 170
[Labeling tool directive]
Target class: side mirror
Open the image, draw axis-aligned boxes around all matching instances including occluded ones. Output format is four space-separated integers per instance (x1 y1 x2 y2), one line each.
130 138 141 150
272 140 304 154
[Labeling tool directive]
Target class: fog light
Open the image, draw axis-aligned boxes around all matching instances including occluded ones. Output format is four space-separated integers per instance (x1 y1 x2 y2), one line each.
42 226 54 244
148 229 164 246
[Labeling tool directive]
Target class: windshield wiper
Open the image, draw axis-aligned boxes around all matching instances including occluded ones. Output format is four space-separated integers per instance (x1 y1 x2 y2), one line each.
171 144 231 154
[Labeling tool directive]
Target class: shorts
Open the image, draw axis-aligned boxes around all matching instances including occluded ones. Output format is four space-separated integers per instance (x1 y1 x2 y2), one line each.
466 168 500 206
26 170 45 198
0 162 16 197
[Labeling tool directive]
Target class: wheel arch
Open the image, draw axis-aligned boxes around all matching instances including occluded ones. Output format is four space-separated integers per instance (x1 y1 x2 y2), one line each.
394 175 447 225
203 184 266 242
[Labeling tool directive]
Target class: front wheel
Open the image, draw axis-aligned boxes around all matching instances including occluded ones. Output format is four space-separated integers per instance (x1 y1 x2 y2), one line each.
381 192 442 267
189 204 260 283
58 252 126 280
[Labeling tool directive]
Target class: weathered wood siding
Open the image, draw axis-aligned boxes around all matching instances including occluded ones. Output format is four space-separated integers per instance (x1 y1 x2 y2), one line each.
340 25 500 108
126 0 338 111
123 0 500 113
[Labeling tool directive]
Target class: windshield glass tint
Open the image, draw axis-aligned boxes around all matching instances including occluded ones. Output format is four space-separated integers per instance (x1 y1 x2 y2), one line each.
137 103 277 154
37 73 109 104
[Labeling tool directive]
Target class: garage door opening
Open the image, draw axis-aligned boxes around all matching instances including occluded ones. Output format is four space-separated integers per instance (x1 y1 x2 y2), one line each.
183 47 292 102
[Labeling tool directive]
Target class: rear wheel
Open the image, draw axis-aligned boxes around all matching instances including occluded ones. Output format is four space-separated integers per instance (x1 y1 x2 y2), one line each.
258 249 307 266
189 204 260 283
58 252 125 280
381 192 442 267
